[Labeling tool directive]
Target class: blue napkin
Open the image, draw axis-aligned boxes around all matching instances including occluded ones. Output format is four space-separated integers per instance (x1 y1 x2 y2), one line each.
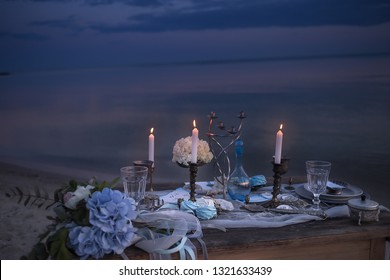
249 175 267 187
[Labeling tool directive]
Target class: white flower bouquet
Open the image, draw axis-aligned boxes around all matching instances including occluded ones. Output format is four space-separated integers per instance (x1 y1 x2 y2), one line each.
172 136 213 166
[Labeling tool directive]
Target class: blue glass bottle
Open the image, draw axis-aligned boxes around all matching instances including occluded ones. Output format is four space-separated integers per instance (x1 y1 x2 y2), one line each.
227 139 251 201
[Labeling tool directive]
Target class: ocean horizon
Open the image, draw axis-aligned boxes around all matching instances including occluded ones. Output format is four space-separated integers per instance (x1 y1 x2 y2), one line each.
1 54 389 205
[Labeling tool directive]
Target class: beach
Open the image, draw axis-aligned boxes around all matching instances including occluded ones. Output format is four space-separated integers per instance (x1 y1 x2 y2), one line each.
0 162 81 260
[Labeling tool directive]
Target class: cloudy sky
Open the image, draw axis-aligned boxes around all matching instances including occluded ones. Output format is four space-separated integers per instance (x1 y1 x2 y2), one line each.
1 0 390 72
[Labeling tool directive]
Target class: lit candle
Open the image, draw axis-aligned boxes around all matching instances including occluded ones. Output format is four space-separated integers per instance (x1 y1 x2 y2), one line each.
274 124 283 164
191 120 199 164
148 128 154 165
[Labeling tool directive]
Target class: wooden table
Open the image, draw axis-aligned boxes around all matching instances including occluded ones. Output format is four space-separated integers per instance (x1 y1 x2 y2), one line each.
201 212 390 260
119 212 390 260
119 179 390 260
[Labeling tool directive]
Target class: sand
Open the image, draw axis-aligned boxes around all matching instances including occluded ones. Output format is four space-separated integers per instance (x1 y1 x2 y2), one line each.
0 162 82 260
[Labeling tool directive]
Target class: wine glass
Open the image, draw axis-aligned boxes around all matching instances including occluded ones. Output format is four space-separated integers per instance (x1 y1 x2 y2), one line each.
305 161 332 210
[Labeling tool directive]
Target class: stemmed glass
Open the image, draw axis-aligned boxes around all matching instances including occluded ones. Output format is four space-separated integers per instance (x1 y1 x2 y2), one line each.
305 161 332 210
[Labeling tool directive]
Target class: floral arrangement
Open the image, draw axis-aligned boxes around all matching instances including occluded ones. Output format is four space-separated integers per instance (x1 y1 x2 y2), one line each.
172 136 213 166
24 179 210 260
26 179 139 259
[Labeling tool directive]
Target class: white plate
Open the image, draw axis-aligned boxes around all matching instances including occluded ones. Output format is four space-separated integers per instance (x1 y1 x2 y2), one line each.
295 183 363 204
305 182 363 200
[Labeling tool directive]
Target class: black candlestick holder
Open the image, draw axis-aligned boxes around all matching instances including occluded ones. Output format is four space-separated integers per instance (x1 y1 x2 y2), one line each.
177 161 205 202
189 163 198 202
269 158 290 207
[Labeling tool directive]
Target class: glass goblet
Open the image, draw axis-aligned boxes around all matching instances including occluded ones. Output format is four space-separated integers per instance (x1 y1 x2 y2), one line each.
120 166 148 208
305 160 332 210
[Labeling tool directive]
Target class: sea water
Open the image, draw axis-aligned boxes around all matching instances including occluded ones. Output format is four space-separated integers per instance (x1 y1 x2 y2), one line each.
1 55 389 205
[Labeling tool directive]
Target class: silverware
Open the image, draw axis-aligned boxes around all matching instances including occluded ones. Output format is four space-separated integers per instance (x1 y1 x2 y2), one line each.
242 204 327 219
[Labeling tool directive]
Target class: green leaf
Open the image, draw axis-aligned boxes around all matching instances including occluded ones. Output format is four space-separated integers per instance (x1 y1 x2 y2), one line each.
110 177 120 188
53 188 63 203
45 201 59 210
72 206 90 226
69 179 78 190
5 185 59 209
15 186 23 204
24 242 49 260
23 194 31 206
34 185 40 198
47 227 76 260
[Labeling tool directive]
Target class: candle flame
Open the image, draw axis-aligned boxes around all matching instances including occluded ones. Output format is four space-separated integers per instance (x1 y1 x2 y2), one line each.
150 127 154 134
280 124 283 130
193 120 197 128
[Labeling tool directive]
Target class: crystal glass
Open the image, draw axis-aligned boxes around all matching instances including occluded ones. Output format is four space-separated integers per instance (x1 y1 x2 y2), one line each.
306 160 331 210
120 166 148 206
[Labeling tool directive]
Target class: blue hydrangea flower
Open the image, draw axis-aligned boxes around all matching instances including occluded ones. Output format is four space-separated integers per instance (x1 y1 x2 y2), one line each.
68 225 109 259
87 188 137 233
94 227 136 255
67 188 139 259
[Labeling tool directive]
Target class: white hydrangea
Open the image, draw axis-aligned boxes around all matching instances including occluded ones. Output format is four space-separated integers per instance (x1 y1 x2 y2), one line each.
172 136 213 166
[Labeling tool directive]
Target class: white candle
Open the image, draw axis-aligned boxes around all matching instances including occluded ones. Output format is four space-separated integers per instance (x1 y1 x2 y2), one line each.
148 127 154 165
274 124 283 164
191 120 199 164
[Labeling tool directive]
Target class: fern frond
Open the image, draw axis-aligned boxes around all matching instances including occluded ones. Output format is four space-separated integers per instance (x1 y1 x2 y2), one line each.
5 186 58 210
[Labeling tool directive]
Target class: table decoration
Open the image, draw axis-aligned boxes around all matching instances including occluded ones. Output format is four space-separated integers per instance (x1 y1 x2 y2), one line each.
274 124 283 164
227 139 251 201
348 195 380 225
249 175 267 190
267 158 290 207
243 204 327 219
172 136 213 201
294 181 363 204
148 127 154 164
159 197 218 220
326 180 346 195
157 187 234 220
191 120 199 163
207 111 246 198
172 136 213 167
305 160 332 210
120 165 148 208
24 179 207 260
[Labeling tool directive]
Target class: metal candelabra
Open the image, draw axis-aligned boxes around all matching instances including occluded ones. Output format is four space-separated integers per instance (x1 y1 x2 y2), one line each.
206 111 246 198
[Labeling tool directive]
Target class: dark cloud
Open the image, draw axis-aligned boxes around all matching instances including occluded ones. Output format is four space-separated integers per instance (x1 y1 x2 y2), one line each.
0 31 49 41
30 15 74 28
89 0 390 33
13 0 164 6
30 15 84 33
85 0 163 7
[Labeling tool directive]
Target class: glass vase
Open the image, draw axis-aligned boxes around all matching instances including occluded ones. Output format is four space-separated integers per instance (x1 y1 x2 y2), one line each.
227 139 251 201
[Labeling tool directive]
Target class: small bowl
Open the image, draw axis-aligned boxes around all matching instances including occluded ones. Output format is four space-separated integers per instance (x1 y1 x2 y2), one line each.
348 195 380 225
326 180 347 195
326 186 343 195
